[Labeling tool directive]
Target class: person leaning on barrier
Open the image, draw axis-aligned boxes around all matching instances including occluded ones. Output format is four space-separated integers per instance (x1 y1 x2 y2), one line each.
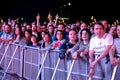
50 30 66 50
40 32 52 50
89 22 113 80
109 25 120 65
0 23 14 43
38 31 48 45
12 27 24 44
70 29 92 60
30 34 41 48
19 29 32 46
59 29 77 59
0 23 3 37
52 23 69 42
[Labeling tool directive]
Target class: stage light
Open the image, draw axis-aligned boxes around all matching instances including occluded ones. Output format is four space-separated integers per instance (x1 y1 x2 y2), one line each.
68 3 71 6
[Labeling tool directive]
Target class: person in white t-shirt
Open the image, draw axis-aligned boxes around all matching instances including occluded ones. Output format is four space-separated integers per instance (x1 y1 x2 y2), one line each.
109 25 120 65
89 22 113 80
109 25 120 80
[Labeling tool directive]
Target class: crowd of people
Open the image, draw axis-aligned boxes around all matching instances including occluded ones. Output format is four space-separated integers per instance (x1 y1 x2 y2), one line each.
0 13 120 80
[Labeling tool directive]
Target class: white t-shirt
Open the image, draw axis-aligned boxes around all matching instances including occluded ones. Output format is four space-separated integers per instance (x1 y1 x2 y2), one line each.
89 33 113 55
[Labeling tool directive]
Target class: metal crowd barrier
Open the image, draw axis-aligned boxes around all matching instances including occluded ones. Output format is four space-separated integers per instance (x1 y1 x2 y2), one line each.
0 43 23 80
1 42 119 80
22 46 41 80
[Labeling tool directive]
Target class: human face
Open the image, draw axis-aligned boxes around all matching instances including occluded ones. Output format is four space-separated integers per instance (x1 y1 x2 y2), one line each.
4 25 11 34
25 31 31 38
117 25 120 38
81 30 89 41
58 24 64 31
26 25 31 30
80 23 88 30
15 28 21 35
56 31 63 40
48 26 54 33
54 28 57 34
109 26 117 36
69 30 77 41
89 26 94 34
22 26 25 33
41 31 46 39
31 36 37 43
15 24 19 29
94 24 104 38
32 24 37 31
101 20 108 31
43 34 51 43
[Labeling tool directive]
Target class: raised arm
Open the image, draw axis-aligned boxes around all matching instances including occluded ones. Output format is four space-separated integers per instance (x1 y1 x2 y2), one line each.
54 14 59 27
36 13 41 27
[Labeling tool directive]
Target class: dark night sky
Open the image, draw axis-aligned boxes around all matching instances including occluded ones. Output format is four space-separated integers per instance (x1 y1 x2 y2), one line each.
0 0 120 24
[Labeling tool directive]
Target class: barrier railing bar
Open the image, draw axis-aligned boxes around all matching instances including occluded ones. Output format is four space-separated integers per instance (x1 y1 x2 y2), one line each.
67 60 75 80
51 58 60 80
0 44 9 65
36 50 49 80
111 65 118 80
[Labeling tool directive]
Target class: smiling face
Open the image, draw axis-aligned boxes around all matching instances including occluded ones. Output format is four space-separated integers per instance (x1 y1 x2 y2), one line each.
4 25 11 34
58 24 65 31
56 30 63 40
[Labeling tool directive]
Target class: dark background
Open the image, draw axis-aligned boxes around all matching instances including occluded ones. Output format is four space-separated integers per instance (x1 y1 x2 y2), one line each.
0 0 119 24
